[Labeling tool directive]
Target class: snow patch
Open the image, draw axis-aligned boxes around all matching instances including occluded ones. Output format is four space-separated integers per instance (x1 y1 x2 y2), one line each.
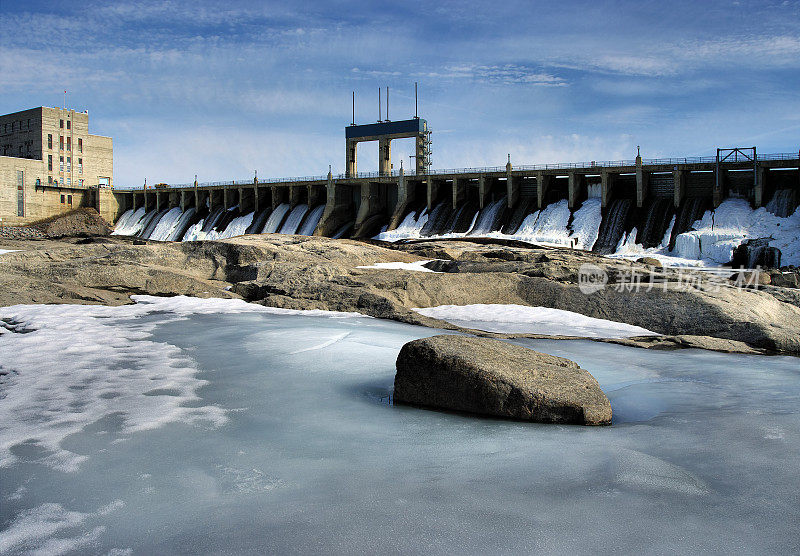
413 304 657 338
356 260 441 273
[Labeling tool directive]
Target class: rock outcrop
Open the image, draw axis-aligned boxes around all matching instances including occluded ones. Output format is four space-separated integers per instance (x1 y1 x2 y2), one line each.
393 335 612 425
1 234 799 355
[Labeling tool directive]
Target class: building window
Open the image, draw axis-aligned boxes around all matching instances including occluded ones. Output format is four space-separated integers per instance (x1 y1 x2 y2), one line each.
66 120 71 130
17 171 24 217
60 119 64 128
66 177 71 186
78 158 82 173
48 134 52 149
66 157 71 172
59 136 64 150
60 156 64 171
48 154 53 171
67 194 73 206
61 194 65 204
27 118 31 129
78 138 82 152
79 179 84 187
67 137 71 151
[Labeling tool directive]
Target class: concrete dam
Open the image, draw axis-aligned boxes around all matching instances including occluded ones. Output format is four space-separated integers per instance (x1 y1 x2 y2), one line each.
111 119 800 267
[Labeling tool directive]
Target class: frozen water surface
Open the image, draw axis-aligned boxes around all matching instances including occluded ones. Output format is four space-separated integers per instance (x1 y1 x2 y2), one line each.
1 297 799 554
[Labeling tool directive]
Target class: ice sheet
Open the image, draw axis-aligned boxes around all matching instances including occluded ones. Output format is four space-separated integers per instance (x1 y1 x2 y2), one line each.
0 296 361 472
2 299 799 554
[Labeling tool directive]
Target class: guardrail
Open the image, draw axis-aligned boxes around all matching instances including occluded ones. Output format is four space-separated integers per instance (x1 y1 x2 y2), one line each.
112 152 799 190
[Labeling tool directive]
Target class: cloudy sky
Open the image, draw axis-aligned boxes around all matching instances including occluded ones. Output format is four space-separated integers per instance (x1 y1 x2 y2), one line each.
2 0 799 186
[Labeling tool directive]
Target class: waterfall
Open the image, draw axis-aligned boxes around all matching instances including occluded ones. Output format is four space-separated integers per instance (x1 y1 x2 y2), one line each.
217 212 255 239
181 207 226 241
298 205 325 236
246 208 272 235
112 208 135 233
505 198 537 236
112 207 147 236
421 201 453 236
587 182 602 198
138 209 169 239
332 221 354 239
593 199 632 254
165 208 197 241
373 208 429 241
448 202 479 234
636 198 675 249
512 199 571 246
765 189 795 218
262 203 291 233
202 207 227 233
278 204 310 234
567 198 602 250
147 208 184 241
213 207 242 236
669 197 708 249
468 197 506 236
182 219 205 242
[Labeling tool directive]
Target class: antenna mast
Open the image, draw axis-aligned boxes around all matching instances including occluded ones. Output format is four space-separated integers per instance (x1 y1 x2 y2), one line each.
378 88 382 122
414 82 418 119
386 87 389 121
351 91 355 125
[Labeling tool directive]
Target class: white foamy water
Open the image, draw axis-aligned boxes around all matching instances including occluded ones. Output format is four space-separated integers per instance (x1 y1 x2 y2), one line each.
165 207 197 241
413 303 656 337
1 298 800 553
181 220 204 242
374 209 429 241
146 207 184 241
216 212 255 239
111 207 148 236
469 198 506 235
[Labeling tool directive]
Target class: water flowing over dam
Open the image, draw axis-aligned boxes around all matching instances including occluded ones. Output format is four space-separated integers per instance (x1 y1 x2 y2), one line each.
110 149 800 267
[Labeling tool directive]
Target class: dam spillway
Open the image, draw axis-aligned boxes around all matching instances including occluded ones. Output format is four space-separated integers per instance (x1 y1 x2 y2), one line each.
110 151 800 267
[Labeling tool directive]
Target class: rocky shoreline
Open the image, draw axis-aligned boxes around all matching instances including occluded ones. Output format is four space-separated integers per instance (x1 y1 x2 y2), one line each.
1 229 799 356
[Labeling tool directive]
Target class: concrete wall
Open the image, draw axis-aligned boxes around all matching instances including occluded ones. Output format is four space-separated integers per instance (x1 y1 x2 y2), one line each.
0 155 100 225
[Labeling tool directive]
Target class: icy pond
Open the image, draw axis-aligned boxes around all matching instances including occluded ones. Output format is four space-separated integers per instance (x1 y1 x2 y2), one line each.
1 297 799 554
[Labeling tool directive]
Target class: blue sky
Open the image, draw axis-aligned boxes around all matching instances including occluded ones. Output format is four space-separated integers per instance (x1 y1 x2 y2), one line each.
2 0 799 186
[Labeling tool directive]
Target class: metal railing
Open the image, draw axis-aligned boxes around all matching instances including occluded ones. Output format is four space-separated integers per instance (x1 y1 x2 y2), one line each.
112 152 799 190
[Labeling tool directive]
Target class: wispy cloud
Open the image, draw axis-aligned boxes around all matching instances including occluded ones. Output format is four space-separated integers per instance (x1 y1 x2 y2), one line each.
2 0 798 185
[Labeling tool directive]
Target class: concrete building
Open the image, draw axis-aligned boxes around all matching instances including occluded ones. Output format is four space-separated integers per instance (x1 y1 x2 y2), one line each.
0 106 113 225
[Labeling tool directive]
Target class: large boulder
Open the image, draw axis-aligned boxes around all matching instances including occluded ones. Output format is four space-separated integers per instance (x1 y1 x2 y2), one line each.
394 335 612 425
